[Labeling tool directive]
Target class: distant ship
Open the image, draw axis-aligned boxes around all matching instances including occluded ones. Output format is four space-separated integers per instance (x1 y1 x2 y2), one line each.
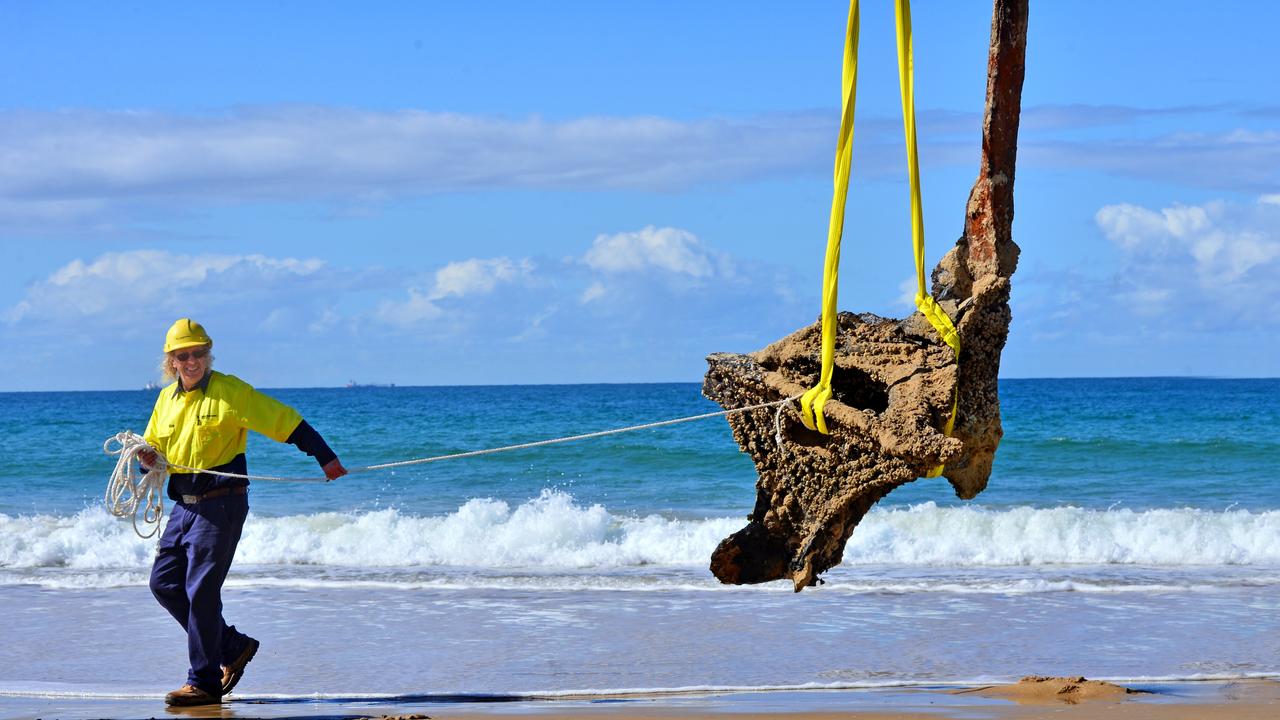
143 380 163 391
345 381 396 388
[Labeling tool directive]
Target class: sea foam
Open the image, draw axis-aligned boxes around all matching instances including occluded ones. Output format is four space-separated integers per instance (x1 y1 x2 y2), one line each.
1 491 1277 575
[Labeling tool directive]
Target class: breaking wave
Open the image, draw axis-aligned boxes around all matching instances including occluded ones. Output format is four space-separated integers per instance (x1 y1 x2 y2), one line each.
2 491 1277 579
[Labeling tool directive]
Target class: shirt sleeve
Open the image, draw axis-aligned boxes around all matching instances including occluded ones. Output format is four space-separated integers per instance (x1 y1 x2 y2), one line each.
237 384 304 443
286 419 338 468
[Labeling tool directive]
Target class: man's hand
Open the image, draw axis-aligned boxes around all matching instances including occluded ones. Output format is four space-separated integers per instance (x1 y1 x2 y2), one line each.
322 458 348 481
139 450 158 468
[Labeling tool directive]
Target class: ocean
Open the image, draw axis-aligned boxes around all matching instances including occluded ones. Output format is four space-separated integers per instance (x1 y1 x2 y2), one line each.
0 378 1277 706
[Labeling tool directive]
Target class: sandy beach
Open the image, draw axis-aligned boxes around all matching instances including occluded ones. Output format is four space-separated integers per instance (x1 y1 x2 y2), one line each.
4 678 1278 720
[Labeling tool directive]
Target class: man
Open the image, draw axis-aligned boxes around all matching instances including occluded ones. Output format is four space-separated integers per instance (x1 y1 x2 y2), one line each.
141 318 347 706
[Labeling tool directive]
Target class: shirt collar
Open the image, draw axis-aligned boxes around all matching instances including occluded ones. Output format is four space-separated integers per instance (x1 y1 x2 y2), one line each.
173 370 212 398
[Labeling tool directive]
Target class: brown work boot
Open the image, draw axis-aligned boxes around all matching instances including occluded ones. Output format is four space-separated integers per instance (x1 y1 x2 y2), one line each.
220 636 260 695
164 684 221 706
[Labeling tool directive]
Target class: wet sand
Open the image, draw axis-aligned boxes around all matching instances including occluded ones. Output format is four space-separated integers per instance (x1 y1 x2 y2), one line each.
3 678 1277 720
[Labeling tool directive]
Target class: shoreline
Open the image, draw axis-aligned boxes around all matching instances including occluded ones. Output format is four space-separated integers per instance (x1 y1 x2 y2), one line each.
4 678 1277 720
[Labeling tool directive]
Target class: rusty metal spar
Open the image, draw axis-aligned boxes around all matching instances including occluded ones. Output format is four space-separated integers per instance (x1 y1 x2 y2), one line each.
702 0 1028 591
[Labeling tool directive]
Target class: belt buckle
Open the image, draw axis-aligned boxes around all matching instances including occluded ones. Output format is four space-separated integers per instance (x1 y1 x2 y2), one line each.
181 494 201 504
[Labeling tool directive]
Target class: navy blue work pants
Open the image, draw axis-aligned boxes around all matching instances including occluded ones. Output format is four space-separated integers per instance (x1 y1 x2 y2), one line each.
149 494 251 695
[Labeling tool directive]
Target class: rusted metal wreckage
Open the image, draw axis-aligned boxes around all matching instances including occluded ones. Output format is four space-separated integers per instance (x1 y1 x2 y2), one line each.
703 0 1028 591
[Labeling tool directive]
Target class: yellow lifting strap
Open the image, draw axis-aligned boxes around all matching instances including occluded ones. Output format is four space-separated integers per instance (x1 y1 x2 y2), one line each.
799 0 960 479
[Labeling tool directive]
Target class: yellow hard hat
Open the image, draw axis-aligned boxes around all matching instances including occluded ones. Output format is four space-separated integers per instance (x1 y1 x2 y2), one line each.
164 318 213 353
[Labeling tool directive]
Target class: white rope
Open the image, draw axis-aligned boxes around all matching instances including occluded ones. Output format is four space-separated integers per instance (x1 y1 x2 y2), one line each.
106 395 802 488
775 396 791 454
103 431 169 539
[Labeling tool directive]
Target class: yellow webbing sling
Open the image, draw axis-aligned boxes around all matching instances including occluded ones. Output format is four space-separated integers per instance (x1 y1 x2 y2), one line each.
798 0 860 439
799 0 959 479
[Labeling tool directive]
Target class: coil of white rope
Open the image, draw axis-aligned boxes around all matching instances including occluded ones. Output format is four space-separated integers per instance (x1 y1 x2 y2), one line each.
103 395 800 535
103 431 170 539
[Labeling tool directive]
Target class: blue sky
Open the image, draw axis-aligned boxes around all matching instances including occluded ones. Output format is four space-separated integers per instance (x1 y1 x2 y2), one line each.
2 1 1277 391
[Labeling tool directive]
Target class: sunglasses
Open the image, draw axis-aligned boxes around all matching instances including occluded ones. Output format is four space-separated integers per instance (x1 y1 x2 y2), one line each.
173 348 209 362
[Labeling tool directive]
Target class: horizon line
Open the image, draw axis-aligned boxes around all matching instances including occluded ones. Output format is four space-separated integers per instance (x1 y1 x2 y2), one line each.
1 375 1277 394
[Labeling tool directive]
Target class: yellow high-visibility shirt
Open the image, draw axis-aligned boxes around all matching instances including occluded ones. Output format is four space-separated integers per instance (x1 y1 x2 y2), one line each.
143 371 302 473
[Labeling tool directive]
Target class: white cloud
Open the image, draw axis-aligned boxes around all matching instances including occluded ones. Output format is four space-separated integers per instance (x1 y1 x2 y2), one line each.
374 288 443 327
1096 200 1280 284
0 197 108 224
374 228 736 332
1096 203 1218 253
1167 205 1214 237
308 306 342 335
583 226 716 277
2 104 1274 233
5 250 324 324
1025 129 1280 193
375 256 536 328
1095 204 1166 250
429 257 533 300
1088 196 1280 328
580 281 606 304
0 108 832 212
1 229 811 389
0 106 1007 230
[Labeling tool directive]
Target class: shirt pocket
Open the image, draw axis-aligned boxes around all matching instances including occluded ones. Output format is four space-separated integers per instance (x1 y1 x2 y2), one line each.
193 397 224 448
193 398 231 456
194 424 222 453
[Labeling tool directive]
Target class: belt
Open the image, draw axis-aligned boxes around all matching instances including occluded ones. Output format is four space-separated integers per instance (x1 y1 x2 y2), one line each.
180 486 248 505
